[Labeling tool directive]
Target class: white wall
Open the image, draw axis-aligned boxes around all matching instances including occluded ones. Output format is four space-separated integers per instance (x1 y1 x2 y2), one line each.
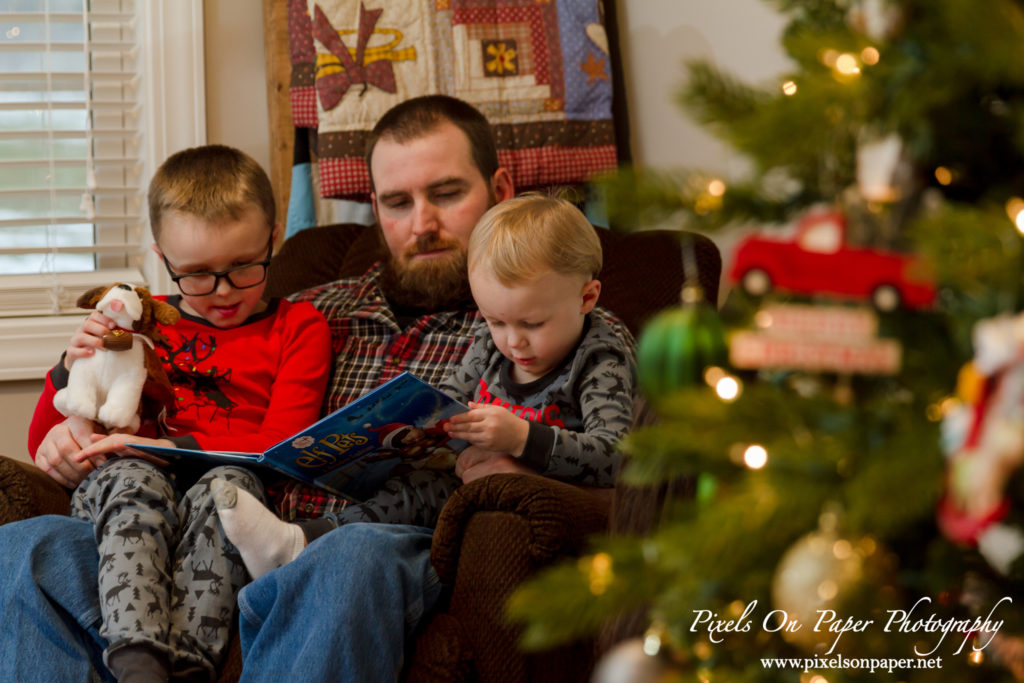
0 382 43 462
616 0 789 172
204 0 272 175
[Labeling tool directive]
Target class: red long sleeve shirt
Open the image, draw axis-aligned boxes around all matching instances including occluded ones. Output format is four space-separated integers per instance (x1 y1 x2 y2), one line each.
28 296 331 459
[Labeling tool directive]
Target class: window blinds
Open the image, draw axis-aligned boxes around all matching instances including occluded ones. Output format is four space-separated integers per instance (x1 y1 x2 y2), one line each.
0 0 144 317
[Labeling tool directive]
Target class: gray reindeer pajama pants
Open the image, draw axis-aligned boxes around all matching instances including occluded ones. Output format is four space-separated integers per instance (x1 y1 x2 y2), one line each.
70 458 265 680
295 468 463 540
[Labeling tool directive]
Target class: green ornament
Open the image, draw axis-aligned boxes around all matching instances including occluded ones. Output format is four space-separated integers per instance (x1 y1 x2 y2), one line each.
636 291 728 399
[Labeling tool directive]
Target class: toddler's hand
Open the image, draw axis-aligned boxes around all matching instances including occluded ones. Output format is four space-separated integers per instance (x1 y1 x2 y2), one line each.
65 311 116 369
445 402 530 455
34 415 106 488
455 446 535 483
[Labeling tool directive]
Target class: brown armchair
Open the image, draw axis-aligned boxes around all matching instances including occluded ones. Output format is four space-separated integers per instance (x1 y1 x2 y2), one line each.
0 222 720 682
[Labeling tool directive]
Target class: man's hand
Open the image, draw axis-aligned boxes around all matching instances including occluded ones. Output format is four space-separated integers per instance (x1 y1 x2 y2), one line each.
65 310 116 369
454 445 536 484
34 416 106 488
445 402 530 455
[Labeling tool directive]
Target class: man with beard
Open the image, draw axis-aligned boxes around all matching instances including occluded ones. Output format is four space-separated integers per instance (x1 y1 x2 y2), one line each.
0 96 522 681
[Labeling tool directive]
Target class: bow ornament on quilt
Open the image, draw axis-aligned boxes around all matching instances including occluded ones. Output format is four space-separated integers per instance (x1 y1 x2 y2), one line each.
312 2 398 110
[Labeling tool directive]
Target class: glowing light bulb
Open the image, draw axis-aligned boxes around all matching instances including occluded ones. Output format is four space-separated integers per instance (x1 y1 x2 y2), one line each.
835 53 860 75
743 444 768 469
584 552 614 595
716 376 740 402
861 46 880 65
939 397 958 416
1005 197 1024 231
707 179 726 197
934 167 952 185
704 366 727 387
832 539 852 560
642 622 664 656
754 310 774 329
782 80 798 96
835 53 861 75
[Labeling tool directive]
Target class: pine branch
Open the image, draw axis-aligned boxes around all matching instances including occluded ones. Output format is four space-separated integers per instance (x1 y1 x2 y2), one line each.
909 202 1024 317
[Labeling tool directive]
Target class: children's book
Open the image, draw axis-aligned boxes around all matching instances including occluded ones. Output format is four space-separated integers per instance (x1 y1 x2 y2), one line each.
129 372 469 500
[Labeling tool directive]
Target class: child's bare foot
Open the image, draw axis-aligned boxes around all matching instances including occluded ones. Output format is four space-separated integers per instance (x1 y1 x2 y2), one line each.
211 478 306 579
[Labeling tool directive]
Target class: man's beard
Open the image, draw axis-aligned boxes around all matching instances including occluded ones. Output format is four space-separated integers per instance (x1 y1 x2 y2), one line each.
379 233 472 310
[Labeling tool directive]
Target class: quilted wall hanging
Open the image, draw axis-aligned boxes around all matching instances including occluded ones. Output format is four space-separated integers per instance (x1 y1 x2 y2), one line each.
287 0 625 200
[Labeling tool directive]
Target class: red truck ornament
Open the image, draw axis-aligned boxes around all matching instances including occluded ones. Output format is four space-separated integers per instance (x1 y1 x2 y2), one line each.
728 210 936 311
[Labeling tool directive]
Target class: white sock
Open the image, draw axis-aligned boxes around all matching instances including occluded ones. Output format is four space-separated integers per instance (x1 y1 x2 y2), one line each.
211 478 306 579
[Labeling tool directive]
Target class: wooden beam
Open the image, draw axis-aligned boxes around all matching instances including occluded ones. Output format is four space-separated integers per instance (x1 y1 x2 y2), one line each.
263 0 294 236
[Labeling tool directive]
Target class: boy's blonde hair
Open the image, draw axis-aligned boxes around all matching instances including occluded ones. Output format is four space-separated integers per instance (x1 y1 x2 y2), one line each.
468 193 602 286
148 144 275 241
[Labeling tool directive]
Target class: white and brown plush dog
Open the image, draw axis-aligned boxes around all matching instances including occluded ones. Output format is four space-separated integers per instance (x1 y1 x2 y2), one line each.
54 283 180 432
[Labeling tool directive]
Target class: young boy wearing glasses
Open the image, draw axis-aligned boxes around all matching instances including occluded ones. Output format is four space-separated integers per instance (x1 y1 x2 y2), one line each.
26 144 330 681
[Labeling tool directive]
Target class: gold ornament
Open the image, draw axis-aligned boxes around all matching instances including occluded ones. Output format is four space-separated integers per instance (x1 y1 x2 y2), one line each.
591 638 684 683
771 524 888 653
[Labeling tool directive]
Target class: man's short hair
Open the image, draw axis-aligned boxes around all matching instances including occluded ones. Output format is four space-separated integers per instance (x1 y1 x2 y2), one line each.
468 193 602 286
148 144 275 241
364 95 499 190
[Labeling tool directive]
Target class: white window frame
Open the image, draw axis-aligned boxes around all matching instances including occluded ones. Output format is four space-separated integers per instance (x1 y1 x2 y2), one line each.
0 1 205 381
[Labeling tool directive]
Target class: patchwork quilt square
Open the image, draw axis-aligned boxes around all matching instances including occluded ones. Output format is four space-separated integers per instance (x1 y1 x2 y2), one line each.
291 0 618 199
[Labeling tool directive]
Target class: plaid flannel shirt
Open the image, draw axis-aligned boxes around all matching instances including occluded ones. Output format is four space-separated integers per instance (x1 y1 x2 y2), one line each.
272 263 479 520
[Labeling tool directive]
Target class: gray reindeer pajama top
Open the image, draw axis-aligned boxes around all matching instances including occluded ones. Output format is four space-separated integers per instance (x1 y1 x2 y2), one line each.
439 308 636 487
300 308 636 538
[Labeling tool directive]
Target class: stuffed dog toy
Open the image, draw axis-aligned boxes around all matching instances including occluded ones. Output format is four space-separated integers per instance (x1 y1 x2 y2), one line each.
54 283 180 432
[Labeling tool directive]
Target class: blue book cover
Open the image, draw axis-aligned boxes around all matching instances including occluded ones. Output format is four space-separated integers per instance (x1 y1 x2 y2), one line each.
130 372 469 500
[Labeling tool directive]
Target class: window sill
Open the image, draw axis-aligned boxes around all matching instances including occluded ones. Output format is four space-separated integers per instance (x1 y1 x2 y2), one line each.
0 268 143 381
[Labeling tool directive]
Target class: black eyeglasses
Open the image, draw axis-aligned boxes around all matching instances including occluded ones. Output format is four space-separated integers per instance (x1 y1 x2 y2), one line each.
161 235 273 296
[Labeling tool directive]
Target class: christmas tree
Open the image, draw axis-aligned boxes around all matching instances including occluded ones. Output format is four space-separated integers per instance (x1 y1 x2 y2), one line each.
508 1 1024 681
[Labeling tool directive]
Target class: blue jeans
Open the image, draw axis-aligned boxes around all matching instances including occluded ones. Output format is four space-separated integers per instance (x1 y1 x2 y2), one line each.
238 523 441 682
0 515 115 681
